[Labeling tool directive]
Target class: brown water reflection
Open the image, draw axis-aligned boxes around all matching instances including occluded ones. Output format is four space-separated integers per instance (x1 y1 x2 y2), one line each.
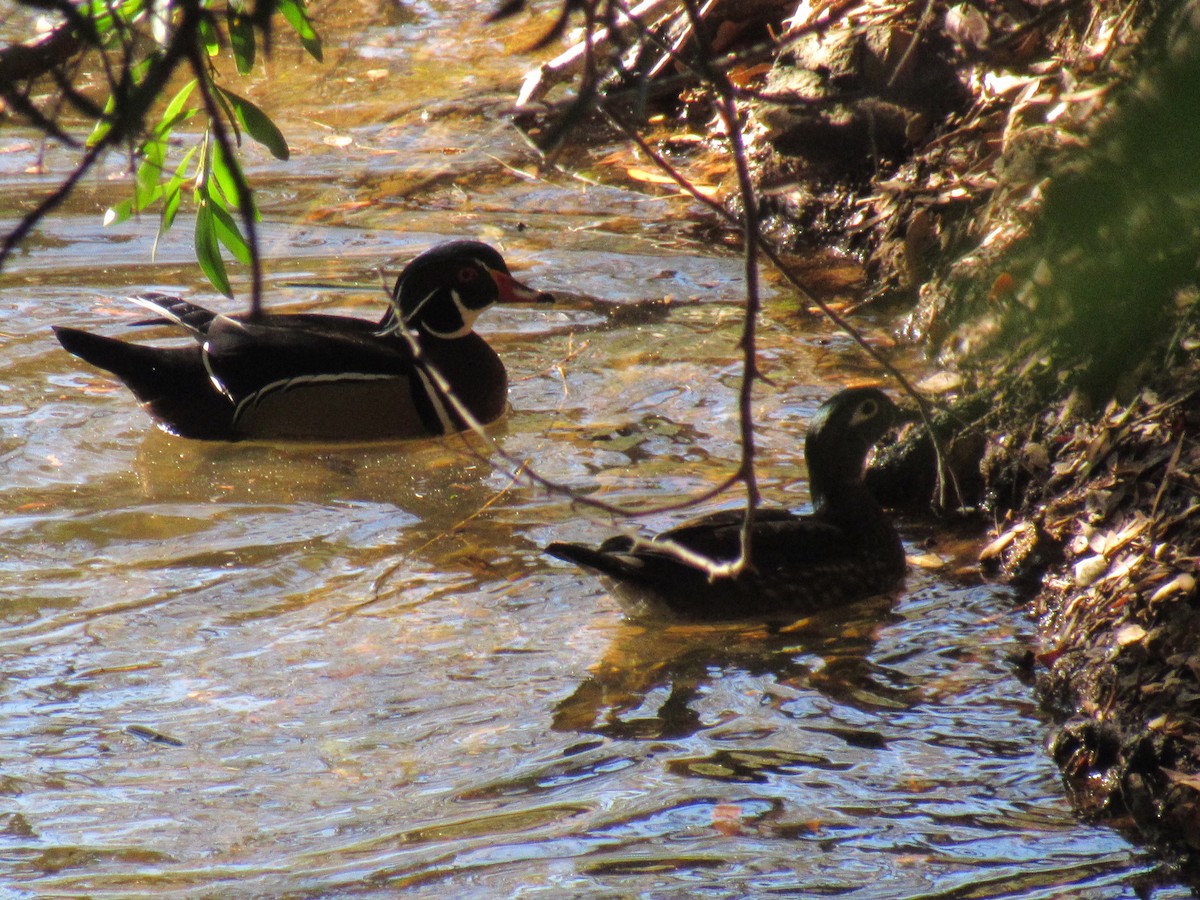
0 1 1191 897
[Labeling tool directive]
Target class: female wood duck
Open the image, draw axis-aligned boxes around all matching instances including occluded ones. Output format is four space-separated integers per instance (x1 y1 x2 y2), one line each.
53 241 552 441
545 387 907 620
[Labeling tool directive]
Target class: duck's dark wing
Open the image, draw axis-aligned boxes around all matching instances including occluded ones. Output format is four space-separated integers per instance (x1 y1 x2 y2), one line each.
55 297 407 404
55 303 435 441
546 507 898 620
194 314 462 440
651 507 802 555
126 293 220 336
546 510 847 586
202 313 414 400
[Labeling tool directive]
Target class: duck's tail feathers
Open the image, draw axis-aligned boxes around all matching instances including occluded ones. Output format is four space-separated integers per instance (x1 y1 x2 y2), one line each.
52 326 169 388
545 540 647 581
126 293 217 338
53 325 234 438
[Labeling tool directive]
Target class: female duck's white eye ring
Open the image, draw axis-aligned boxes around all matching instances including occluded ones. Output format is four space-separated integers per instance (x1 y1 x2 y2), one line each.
850 399 878 426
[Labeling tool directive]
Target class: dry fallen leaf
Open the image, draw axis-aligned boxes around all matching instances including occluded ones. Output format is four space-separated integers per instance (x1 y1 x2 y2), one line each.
945 3 989 48
915 371 963 394
624 166 719 198
907 551 947 570
1150 572 1196 603
1163 768 1200 793
1074 555 1108 587
1115 622 1146 646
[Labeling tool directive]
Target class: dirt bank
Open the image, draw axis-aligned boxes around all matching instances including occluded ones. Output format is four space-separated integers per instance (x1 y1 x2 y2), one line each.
747 0 1200 875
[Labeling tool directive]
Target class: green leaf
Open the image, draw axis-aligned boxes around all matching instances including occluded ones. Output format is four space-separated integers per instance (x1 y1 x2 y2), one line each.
278 0 323 62
104 197 135 227
128 53 153 83
88 55 153 147
159 145 198 236
194 199 233 297
209 198 253 265
198 14 220 56
137 137 166 207
159 183 181 237
86 94 118 147
170 144 199 188
228 9 256 74
81 0 147 35
157 78 197 134
216 87 289 160
210 140 242 208
210 81 239 144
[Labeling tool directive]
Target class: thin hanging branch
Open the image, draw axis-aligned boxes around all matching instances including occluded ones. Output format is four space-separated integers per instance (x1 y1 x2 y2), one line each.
591 87 963 508
372 0 822 584
0 143 104 265
397 323 744 526
676 0 764 577
489 0 964 549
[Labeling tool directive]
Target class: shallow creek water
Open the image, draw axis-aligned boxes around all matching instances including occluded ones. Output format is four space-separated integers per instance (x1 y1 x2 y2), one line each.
0 2 1192 897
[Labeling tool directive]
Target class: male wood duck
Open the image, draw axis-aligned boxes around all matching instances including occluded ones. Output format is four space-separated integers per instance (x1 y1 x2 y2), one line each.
53 241 552 441
545 387 907 620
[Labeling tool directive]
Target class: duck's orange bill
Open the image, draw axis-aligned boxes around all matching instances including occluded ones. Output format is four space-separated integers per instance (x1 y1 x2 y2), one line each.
490 269 554 304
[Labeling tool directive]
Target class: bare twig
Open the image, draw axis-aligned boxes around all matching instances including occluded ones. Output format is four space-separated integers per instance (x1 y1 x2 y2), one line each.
400 321 744 525
0 142 104 266
596 109 964 510
674 0 762 577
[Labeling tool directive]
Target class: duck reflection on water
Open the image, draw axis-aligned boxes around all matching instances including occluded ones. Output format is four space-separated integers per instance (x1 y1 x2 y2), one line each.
551 598 917 744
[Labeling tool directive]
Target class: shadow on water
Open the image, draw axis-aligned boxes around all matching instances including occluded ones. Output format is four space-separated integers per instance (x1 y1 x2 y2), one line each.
0 1 1194 897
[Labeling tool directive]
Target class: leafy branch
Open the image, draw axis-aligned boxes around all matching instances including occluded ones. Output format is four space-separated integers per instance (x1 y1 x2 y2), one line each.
1 0 322 315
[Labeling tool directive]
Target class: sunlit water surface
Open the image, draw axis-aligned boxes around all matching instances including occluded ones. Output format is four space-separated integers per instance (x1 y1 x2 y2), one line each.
0 2 1191 897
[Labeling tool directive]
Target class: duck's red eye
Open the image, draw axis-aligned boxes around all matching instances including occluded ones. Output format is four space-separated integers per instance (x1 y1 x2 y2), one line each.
457 266 479 283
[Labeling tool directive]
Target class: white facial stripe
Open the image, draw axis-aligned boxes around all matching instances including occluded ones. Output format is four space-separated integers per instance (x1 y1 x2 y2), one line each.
402 285 480 340
231 372 396 426
401 287 440 328
414 368 456 434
